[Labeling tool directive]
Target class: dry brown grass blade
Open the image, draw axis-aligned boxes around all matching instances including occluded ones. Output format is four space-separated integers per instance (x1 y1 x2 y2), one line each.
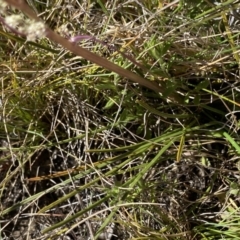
5 0 183 103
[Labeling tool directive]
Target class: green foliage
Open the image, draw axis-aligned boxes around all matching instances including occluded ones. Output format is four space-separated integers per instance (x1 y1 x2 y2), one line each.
1 0 240 239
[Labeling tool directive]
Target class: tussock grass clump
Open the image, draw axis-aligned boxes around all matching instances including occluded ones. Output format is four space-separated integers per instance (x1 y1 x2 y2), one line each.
1 0 240 239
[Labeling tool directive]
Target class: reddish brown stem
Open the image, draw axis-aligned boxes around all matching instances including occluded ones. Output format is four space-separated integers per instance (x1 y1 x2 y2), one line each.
4 0 183 103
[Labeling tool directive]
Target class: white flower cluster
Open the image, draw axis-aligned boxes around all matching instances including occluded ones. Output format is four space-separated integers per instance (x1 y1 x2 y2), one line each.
0 0 46 41
26 21 46 41
0 0 7 14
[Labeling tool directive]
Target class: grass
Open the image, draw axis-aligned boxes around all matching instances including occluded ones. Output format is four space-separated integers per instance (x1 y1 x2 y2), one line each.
1 0 240 239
